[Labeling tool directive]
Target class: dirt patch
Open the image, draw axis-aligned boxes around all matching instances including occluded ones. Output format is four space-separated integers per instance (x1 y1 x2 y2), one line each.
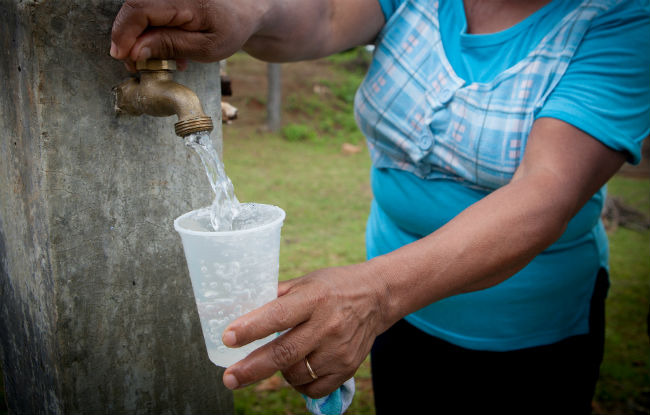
223 54 338 132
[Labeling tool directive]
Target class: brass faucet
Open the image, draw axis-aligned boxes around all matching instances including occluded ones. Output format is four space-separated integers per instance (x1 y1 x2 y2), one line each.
114 59 214 137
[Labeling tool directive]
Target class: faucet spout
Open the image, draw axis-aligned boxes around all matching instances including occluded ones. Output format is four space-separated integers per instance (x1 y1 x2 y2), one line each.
114 60 214 137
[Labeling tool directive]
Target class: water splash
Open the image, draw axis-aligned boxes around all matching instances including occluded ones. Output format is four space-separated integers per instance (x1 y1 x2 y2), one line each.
184 132 240 231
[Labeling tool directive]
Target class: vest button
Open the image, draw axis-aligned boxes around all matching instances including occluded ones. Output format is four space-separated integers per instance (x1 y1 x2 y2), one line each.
439 87 454 103
418 133 433 150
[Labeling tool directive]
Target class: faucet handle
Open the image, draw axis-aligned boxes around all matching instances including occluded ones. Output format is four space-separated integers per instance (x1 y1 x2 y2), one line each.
135 59 177 71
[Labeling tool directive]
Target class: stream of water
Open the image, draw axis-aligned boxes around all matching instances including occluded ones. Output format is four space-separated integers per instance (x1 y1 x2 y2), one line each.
180 132 283 366
184 132 240 231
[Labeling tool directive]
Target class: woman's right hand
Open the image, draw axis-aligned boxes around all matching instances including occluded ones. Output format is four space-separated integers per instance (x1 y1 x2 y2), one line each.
110 0 268 65
110 0 385 68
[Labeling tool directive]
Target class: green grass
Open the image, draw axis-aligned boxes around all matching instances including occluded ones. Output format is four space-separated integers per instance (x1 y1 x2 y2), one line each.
594 176 650 414
281 49 368 146
281 123 318 142
607 176 650 213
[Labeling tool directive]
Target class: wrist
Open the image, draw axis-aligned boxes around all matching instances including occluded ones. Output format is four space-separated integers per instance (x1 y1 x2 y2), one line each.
362 255 403 333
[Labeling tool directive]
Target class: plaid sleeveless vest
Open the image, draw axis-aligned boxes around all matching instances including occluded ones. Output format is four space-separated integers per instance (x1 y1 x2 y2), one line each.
355 0 607 191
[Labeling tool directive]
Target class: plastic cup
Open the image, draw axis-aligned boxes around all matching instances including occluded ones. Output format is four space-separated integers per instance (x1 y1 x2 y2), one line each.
174 203 285 367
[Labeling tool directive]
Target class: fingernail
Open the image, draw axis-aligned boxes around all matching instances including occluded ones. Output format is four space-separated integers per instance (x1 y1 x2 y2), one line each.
222 330 237 347
223 373 239 389
138 47 151 61
110 41 118 58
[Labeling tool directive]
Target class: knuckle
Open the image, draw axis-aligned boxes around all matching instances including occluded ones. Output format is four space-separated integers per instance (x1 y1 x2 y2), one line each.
339 352 357 370
112 7 130 36
123 0 144 14
233 363 257 385
196 38 218 61
269 300 291 327
270 340 299 369
196 0 213 26
122 0 135 11
329 317 346 336
307 282 329 310
157 31 179 58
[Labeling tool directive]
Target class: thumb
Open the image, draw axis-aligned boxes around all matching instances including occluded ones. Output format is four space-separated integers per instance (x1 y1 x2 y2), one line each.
128 27 224 62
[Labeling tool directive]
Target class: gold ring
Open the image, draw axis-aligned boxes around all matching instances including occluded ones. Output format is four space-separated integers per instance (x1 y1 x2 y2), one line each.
305 357 318 380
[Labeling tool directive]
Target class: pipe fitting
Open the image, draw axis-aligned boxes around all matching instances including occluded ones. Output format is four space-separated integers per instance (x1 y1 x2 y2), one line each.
114 59 214 137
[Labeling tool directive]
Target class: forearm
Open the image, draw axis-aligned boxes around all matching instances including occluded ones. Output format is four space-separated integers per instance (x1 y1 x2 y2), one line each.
110 0 384 64
367 118 626 330
243 0 331 61
368 171 574 329
244 0 384 61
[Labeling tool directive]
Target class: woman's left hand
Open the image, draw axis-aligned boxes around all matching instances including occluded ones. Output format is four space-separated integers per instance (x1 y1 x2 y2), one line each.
220 261 390 398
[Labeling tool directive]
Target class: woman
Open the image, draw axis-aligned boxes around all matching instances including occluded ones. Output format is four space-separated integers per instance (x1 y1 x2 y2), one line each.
111 0 649 413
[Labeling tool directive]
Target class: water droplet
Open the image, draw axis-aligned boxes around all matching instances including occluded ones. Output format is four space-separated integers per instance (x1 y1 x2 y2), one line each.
204 290 219 299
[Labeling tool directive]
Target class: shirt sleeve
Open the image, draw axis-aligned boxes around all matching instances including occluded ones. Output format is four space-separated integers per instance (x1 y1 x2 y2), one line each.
376 0 407 21
537 0 650 164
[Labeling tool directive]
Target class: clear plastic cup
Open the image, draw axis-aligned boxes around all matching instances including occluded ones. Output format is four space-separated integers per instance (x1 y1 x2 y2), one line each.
174 203 285 367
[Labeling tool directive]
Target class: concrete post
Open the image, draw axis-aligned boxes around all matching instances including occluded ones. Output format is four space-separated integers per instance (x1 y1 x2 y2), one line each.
267 63 282 132
0 1 233 413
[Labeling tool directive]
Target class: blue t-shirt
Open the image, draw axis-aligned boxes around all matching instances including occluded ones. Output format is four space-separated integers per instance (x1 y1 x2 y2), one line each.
363 0 650 350
376 0 650 162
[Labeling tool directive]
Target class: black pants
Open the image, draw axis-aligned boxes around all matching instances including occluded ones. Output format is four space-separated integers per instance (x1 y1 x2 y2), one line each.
371 269 608 415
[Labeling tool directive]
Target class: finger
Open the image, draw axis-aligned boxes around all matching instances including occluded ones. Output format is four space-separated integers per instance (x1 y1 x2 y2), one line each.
282 353 329 387
176 58 188 71
222 289 313 348
110 0 197 60
293 374 349 399
127 27 227 62
123 60 136 73
223 324 319 389
277 281 291 297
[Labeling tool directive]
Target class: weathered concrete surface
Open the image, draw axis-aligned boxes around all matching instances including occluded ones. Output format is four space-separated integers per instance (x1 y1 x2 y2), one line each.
0 1 233 413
